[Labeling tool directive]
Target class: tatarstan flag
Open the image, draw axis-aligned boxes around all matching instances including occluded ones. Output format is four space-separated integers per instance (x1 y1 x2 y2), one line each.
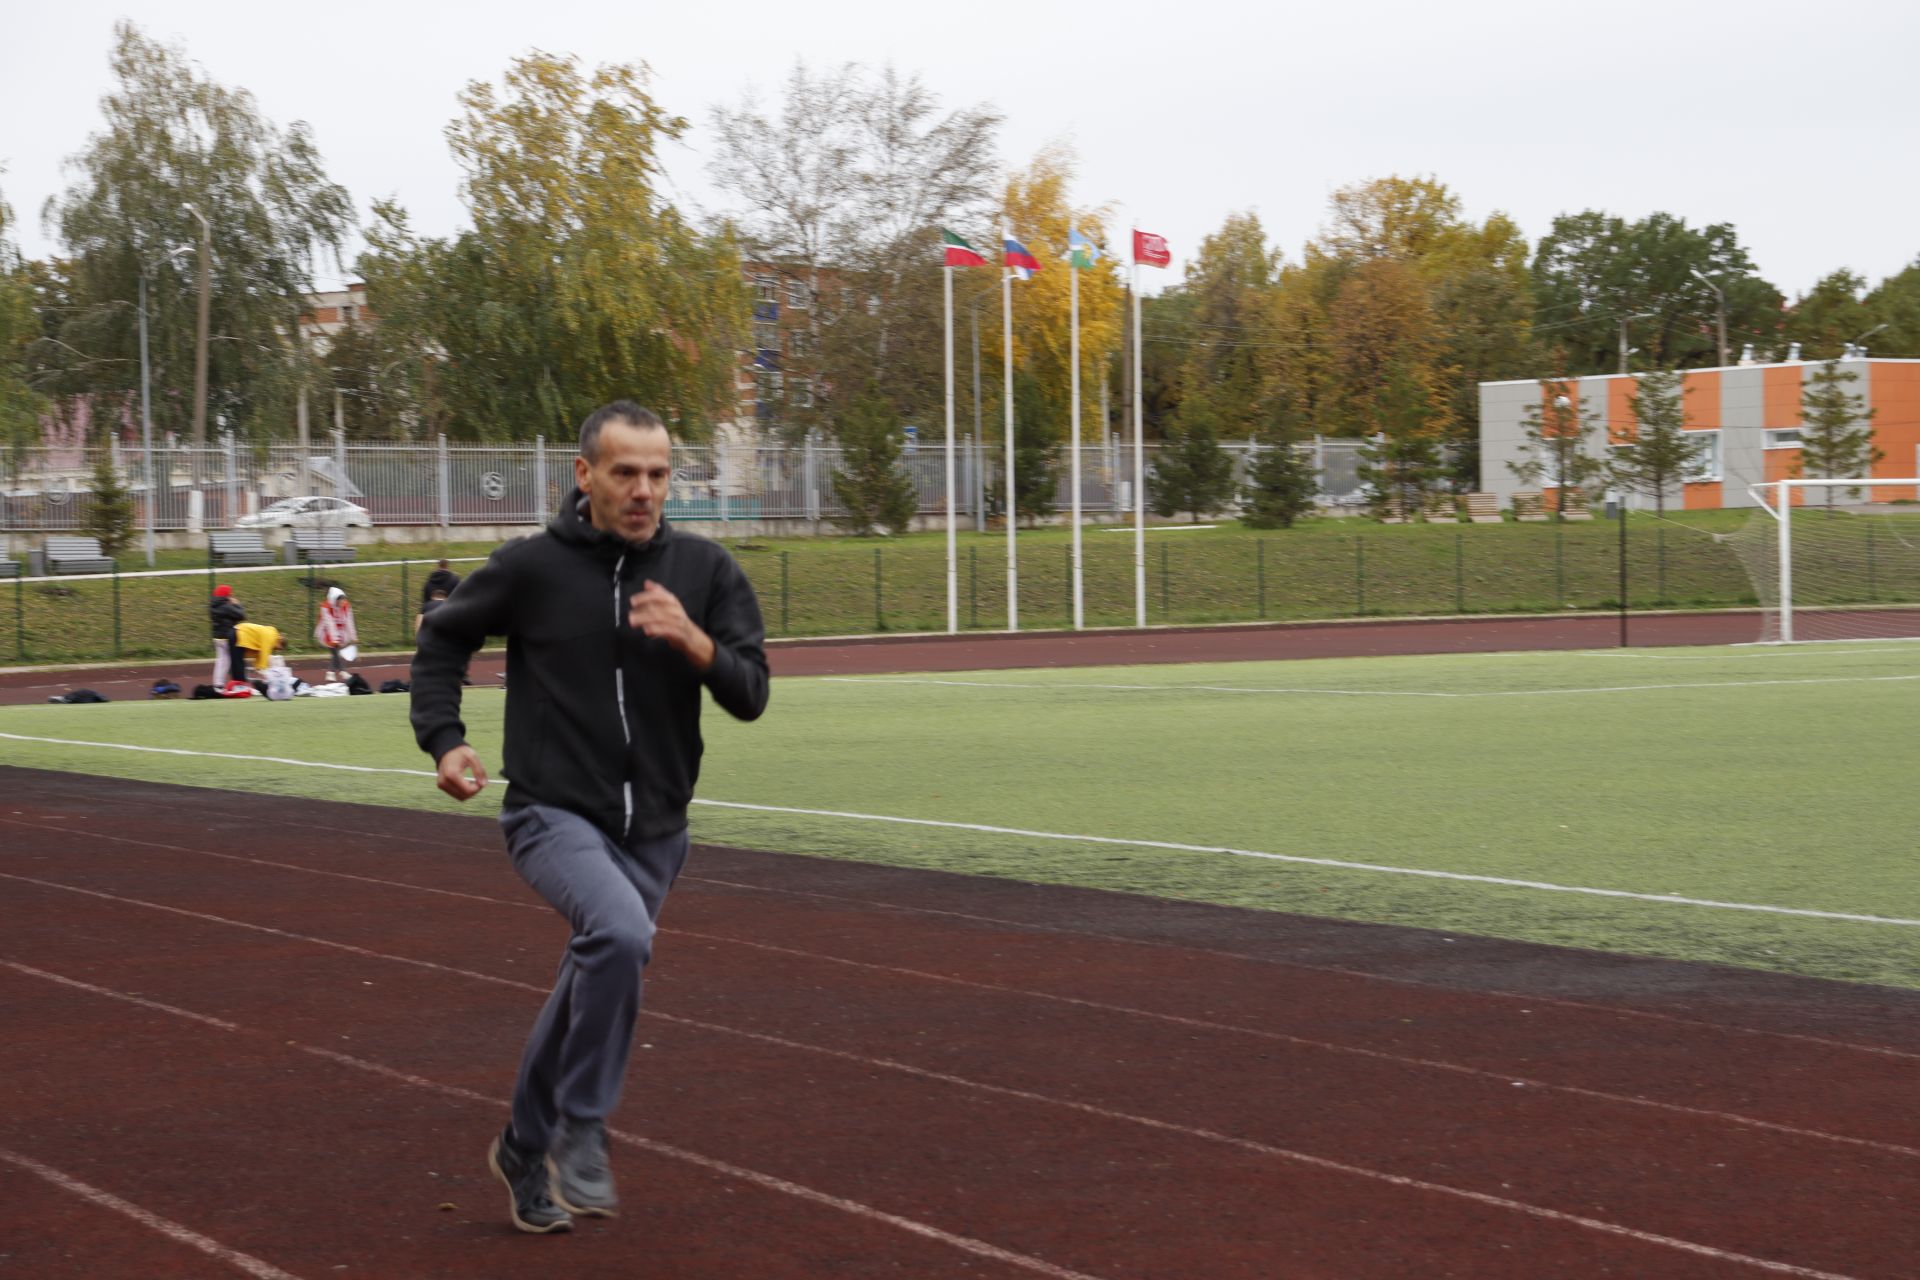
941 229 988 267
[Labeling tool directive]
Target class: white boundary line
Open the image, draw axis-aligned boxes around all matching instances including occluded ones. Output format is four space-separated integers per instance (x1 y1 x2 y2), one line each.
0 962 1104 1280
0 928 1866 1277
8 815 1907 1160
2 732 1914 927
0 1141 304 1280
821 673 1920 699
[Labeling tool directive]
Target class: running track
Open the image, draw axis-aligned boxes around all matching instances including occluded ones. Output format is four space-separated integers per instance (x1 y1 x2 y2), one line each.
0 609 1778 706
1 765 1915 1278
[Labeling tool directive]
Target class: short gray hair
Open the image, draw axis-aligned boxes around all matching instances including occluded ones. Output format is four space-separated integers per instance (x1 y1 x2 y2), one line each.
579 401 666 462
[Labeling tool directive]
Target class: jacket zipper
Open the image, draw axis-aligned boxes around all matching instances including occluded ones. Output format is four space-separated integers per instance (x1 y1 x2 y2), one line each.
611 552 634 840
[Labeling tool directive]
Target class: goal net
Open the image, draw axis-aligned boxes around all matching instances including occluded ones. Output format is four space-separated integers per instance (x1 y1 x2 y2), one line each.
1728 479 1920 643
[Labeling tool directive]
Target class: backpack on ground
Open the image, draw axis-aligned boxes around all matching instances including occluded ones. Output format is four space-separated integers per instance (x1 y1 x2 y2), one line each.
346 672 374 695
379 678 410 693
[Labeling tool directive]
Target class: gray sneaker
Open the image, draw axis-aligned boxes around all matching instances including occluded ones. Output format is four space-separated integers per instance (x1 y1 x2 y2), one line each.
546 1118 617 1218
488 1128 572 1234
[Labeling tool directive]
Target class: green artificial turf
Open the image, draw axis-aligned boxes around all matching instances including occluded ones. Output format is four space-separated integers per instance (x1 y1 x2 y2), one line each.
4 642 1917 988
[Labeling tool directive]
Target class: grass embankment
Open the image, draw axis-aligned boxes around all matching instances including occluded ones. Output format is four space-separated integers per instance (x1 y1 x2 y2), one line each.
0 508 1887 665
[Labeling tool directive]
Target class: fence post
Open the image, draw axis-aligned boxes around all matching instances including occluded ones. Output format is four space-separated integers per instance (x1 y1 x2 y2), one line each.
436 434 450 530
535 436 548 527
1257 539 1266 619
1867 522 1876 599
224 432 237 530
779 551 790 635
1064 543 1071 623
400 559 409 644
1355 536 1365 615
13 573 22 660
1160 541 1170 620
873 546 884 631
1554 522 1565 609
1455 531 1464 612
333 428 346 496
113 564 121 658
1657 525 1667 602
969 545 977 627
717 438 728 528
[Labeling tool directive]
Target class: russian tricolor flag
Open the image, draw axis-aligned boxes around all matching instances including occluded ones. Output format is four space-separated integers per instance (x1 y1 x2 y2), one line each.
1004 236 1042 280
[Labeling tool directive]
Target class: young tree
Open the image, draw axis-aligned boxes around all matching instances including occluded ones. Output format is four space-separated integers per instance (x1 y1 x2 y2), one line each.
1150 397 1236 522
830 389 917 535
1795 360 1881 508
1241 439 1317 528
85 438 134 555
1508 380 1605 515
1355 360 1445 517
1609 370 1703 515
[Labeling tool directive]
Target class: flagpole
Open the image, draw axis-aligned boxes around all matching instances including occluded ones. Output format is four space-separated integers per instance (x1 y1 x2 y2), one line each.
943 263 958 634
1003 230 1018 632
1132 248 1145 628
1069 249 1083 630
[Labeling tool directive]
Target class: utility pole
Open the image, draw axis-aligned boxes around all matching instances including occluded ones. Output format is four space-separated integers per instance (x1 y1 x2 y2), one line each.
1690 269 1729 367
181 203 213 449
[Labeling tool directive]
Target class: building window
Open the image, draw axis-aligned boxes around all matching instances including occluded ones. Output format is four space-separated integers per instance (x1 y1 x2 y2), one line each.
791 377 814 409
786 279 810 309
1765 428 1804 449
1685 430 1722 482
754 275 779 304
787 330 812 358
340 304 355 324
754 322 779 351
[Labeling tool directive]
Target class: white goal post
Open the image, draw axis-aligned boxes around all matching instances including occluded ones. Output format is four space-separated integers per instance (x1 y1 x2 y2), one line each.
1744 478 1920 643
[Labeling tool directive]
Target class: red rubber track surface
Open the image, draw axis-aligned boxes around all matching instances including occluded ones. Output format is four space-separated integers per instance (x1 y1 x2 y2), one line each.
0 609 1787 705
1 765 1914 1279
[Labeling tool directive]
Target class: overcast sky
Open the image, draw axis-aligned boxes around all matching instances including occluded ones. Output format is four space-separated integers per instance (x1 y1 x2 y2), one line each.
4 0 1917 300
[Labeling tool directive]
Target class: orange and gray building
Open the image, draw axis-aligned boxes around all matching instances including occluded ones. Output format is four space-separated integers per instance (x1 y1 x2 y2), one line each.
1478 357 1920 509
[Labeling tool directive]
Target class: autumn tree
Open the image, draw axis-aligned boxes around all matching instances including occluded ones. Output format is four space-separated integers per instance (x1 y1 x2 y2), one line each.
1509 380 1605 514
43 21 351 442
0 179 43 464
1795 361 1880 507
1783 271 1875 360
362 52 747 440
1862 258 1920 357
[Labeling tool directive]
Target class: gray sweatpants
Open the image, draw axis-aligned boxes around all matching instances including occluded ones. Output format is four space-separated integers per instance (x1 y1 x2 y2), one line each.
498 803 691 1153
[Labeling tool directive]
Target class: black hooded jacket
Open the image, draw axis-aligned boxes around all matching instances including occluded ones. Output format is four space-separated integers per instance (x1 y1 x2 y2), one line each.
210 597 245 641
409 492 769 841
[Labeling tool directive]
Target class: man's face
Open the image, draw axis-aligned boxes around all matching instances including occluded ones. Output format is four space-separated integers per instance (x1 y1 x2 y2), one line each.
576 418 672 543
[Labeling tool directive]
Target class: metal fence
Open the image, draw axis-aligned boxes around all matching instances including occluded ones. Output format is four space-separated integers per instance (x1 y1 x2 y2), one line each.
0 433 1381 534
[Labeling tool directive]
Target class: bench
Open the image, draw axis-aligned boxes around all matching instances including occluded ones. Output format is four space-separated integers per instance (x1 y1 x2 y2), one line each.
1512 492 1550 523
44 536 115 574
0 556 19 578
287 528 358 564
1555 491 1595 521
1375 498 1409 524
1463 493 1503 524
1421 494 1460 524
209 531 273 567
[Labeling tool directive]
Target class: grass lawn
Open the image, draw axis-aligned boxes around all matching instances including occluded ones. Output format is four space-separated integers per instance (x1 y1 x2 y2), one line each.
4 641 1915 988
2 511 1790 666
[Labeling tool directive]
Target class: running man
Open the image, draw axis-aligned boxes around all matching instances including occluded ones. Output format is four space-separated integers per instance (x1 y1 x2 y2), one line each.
410 401 770 1233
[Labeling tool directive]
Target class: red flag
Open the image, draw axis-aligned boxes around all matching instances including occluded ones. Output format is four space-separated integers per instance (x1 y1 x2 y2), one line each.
1132 230 1171 268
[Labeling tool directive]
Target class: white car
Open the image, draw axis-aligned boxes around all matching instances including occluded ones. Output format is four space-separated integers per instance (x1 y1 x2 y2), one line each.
237 496 373 529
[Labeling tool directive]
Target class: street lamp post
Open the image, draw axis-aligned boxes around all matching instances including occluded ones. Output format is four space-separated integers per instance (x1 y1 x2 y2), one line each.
137 244 193 566
1689 269 1729 367
181 203 212 450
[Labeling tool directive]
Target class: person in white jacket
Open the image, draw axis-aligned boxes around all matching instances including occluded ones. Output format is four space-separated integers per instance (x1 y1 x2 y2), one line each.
314 586 359 681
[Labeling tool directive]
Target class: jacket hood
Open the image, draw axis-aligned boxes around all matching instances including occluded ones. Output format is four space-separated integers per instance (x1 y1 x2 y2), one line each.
549 487 675 553
326 587 347 605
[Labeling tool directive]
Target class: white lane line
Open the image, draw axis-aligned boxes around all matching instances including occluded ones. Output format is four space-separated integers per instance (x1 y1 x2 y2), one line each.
16 791 1908 1069
10 818 1905 1159
2 733 1910 926
0 1141 304 1280
821 673 1920 698
0 947 1864 1279
0 962 1106 1280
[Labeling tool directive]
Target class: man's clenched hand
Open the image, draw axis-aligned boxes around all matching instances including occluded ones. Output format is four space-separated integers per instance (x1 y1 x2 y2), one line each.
436 745 489 801
629 579 715 671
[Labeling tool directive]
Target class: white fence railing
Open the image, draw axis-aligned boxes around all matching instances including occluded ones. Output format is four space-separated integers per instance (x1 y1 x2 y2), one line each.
0 433 1384 533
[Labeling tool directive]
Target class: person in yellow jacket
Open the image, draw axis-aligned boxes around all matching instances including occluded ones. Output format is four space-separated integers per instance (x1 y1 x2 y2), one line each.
232 622 284 677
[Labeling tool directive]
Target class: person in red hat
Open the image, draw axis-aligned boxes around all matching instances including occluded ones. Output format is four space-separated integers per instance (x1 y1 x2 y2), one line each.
209 584 247 686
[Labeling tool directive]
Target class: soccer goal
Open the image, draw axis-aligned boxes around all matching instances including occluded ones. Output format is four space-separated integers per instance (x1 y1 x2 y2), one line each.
1730 478 1920 643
